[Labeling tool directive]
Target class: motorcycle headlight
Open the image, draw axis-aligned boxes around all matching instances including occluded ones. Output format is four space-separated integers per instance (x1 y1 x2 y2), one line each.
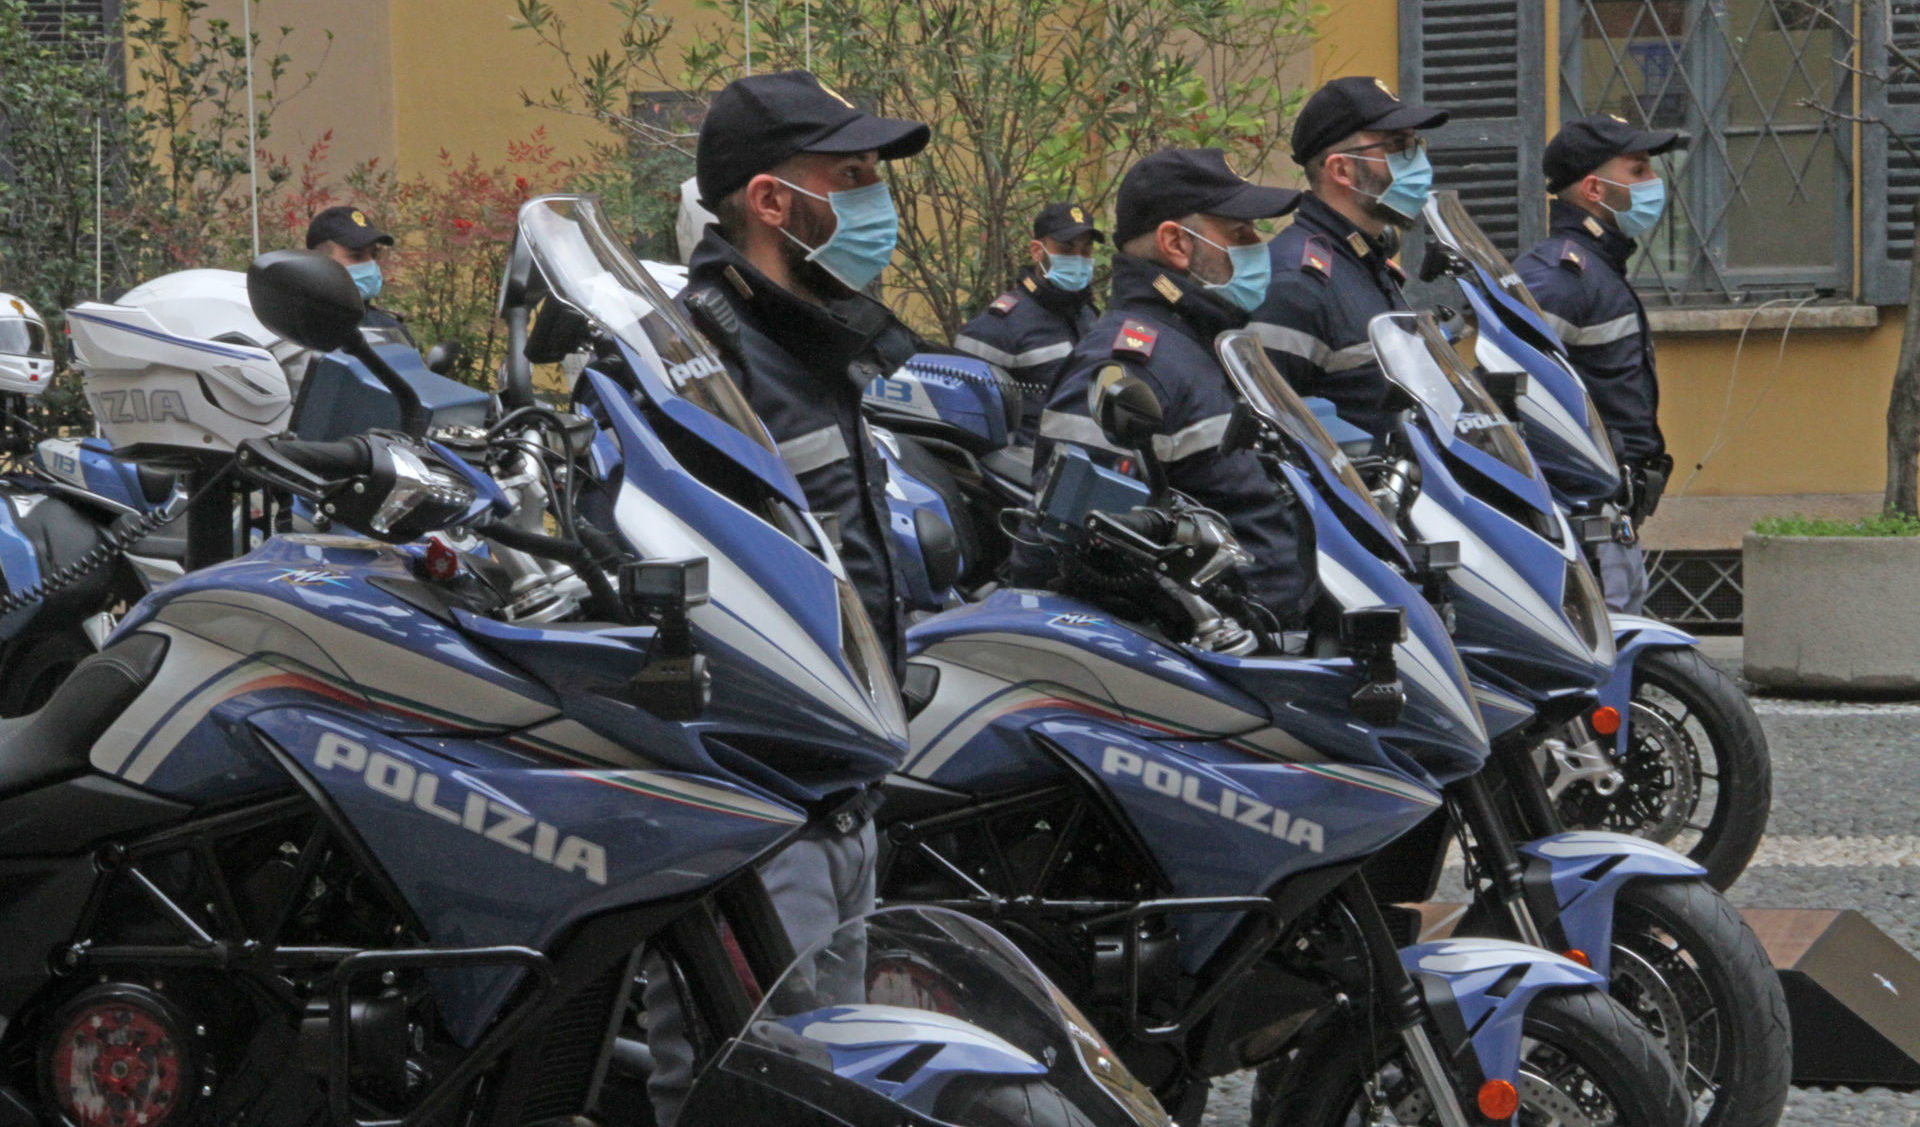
1562 558 1614 660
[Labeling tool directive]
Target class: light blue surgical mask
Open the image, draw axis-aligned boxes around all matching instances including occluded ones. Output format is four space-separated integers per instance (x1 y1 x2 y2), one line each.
1346 146 1435 220
347 259 383 301
1044 252 1094 293
1180 226 1271 313
777 178 900 292
1597 176 1666 239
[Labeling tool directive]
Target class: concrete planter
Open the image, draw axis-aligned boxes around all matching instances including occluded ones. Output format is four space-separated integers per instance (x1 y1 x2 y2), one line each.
1743 532 1920 694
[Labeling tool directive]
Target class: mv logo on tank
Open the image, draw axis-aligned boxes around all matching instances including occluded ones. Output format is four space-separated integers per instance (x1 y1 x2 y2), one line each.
313 733 609 885
92 389 189 425
1100 747 1325 853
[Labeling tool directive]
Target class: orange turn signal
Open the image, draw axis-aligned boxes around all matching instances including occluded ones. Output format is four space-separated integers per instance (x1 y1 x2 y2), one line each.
1562 948 1591 968
1591 706 1621 735
1477 1077 1519 1120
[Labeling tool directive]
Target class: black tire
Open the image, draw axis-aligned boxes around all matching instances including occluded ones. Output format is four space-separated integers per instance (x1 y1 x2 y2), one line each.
1252 988 1692 1127
0 629 92 717
1557 647 1770 890
1610 878 1790 1127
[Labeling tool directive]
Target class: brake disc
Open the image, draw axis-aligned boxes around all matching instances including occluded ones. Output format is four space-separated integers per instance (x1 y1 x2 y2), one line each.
1553 702 1698 845
1608 941 1690 1079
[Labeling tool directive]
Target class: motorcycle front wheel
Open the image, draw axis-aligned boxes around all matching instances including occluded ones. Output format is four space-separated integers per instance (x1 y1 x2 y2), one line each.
1555 647 1771 890
1251 988 1692 1127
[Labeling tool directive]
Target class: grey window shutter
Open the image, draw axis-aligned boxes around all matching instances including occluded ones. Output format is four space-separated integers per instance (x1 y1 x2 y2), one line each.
1398 0 1548 285
1864 3 1920 305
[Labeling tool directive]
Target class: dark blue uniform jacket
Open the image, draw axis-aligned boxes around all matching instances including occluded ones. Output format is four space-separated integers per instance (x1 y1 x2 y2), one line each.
1248 193 1409 441
1032 253 1318 624
1514 200 1665 462
952 268 1099 443
679 229 920 668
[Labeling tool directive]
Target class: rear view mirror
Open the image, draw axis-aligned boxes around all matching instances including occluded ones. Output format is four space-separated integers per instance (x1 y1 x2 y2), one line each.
1089 365 1163 451
424 340 464 375
247 251 364 352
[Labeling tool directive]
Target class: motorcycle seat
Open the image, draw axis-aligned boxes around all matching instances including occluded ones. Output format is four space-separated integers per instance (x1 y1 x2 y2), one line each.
979 444 1035 495
0 631 168 798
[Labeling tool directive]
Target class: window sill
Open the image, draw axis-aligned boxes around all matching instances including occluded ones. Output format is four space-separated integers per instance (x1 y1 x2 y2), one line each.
1644 304 1881 335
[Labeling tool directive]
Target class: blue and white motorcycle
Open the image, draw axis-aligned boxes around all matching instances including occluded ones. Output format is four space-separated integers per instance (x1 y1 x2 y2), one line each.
0 199 1171 1127
1416 190 1770 892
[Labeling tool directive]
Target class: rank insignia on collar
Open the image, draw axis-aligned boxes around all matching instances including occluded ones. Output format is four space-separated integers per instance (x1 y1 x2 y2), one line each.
1022 276 1038 292
1113 319 1158 359
1152 274 1184 304
988 292 1020 314
1346 231 1371 258
1582 216 1605 238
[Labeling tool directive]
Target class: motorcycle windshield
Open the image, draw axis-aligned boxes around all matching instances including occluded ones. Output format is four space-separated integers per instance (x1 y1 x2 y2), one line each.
1369 312 1558 519
1214 330 1410 567
0 317 48 358
512 195 805 509
1422 190 1550 323
682 906 1171 1127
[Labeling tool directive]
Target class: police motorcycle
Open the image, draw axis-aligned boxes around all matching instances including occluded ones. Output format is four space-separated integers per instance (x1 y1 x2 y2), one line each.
1413 191 1769 892
1295 312 1788 1127
0 199 1172 1127
869 352 1699 1123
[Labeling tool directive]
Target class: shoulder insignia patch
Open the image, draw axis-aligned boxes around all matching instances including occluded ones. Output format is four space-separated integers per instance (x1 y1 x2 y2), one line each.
1022 276 1039 293
1559 240 1586 273
1113 319 1158 359
1582 215 1605 239
988 292 1021 315
1151 274 1184 305
1300 236 1334 279
1346 231 1371 259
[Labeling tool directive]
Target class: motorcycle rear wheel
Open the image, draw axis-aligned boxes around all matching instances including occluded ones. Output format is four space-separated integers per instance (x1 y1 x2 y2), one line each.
1251 988 1692 1127
1555 648 1770 890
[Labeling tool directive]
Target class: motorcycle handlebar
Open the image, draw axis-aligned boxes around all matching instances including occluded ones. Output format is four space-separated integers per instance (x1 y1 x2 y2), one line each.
1099 507 1175 542
268 438 374 479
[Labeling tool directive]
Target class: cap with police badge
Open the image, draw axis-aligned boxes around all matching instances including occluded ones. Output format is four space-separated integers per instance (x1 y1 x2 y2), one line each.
696 70 931 207
1544 114 1688 192
1290 75 1450 165
1113 148 1300 246
1033 202 1105 244
305 205 394 251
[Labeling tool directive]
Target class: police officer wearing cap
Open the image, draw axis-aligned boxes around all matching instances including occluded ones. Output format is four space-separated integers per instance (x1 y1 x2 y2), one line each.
952 202 1104 443
645 69 930 1127
1515 116 1686 613
1032 148 1320 623
1249 76 1448 440
678 69 929 668
305 205 412 347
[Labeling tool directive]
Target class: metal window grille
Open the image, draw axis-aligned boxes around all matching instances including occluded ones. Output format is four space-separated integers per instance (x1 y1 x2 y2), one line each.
1560 0 1854 305
1645 548 1745 627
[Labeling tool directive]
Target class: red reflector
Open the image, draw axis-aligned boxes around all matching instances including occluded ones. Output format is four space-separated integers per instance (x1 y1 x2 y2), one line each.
1477 1077 1519 1120
424 535 459 582
1591 706 1621 735
1563 948 1591 968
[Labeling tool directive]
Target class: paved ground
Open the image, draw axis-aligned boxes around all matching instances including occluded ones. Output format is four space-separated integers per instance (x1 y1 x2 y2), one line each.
1201 638 1920 1125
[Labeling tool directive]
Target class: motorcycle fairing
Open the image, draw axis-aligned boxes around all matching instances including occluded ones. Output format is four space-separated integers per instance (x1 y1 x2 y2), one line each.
863 353 1014 450
1402 938 1605 1089
251 707 803 1045
1599 613 1699 757
1402 426 1613 698
1515 831 1707 980
1038 720 1441 969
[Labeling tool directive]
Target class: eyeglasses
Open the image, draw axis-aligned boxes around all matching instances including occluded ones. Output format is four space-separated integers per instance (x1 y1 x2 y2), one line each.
1330 135 1427 160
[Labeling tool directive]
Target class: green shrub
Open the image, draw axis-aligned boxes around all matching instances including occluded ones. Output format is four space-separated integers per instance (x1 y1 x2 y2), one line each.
1753 512 1920 537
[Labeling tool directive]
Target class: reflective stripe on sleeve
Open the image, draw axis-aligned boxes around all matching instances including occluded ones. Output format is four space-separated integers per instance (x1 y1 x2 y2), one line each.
777 423 852 476
1543 311 1638 348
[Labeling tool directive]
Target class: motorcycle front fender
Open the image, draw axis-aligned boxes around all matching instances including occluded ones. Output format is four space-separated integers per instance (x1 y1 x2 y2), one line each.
1599 613 1698 756
1401 938 1605 1089
1516 830 1707 979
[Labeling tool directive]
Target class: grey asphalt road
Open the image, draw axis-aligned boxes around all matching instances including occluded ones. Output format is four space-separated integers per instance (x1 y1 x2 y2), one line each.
1200 661 1920 1125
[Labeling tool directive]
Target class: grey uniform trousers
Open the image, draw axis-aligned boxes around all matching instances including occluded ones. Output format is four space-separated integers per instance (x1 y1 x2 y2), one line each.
643 819 878 1125
1597 539 1650 616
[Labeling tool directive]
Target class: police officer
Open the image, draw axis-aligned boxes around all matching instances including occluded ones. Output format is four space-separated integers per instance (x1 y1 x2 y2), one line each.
646 69 929 1126
1033 149 1319 623
305 205 413 347
1515 115 1685 613
1249 77 1447 440
952 202 1104 443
